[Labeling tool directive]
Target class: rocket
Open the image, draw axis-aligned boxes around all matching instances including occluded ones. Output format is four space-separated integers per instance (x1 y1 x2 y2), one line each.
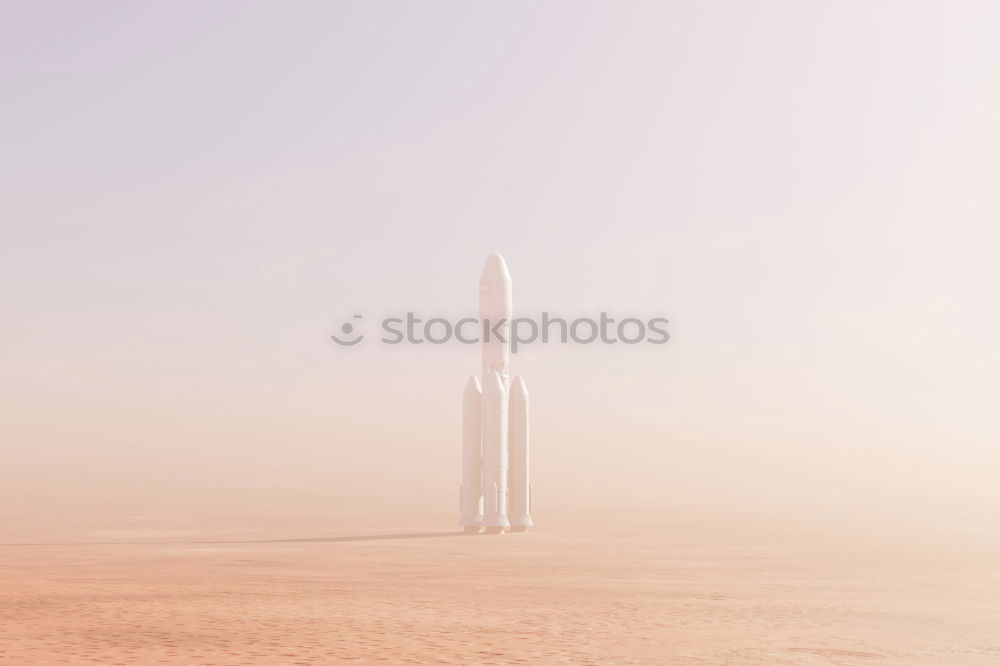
459 253 532 534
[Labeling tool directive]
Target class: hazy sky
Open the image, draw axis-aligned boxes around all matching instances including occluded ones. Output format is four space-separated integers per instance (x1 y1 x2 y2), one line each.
2 2 998 521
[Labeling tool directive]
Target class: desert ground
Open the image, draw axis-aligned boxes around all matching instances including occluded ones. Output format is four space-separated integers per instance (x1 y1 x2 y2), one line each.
1 504 998 665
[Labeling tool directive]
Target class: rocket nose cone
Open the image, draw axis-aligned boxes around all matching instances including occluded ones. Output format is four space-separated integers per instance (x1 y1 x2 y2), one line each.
510 375 529 402
482 371 506 398
480 253 511 282
480 253 513 318
464 375 482 397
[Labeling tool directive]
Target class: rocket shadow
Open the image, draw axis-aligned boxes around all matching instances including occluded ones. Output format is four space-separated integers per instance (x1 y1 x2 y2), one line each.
0 531 477 547
240 531 474 544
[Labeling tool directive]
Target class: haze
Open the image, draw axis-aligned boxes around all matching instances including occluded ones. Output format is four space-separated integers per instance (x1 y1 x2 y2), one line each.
2 1 998 533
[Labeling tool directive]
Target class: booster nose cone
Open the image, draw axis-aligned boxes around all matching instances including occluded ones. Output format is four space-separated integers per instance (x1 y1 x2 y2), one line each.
510 375 528 403
464 375 483 399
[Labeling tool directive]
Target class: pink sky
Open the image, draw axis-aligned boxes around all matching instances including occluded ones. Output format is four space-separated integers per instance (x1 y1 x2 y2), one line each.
2 1 998 527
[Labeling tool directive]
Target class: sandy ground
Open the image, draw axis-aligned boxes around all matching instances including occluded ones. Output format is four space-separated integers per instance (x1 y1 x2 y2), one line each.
1 507 998 665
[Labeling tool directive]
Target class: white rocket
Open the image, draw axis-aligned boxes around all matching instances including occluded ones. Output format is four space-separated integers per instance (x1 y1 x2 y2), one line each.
459 253 532 534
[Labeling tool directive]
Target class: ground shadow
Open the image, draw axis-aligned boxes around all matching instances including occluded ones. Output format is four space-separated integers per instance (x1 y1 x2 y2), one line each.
0 531 478 547
222 531 473 544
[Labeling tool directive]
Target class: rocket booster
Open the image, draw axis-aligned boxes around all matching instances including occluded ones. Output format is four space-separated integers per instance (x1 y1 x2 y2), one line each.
459 376 483 532
507 375 532 532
